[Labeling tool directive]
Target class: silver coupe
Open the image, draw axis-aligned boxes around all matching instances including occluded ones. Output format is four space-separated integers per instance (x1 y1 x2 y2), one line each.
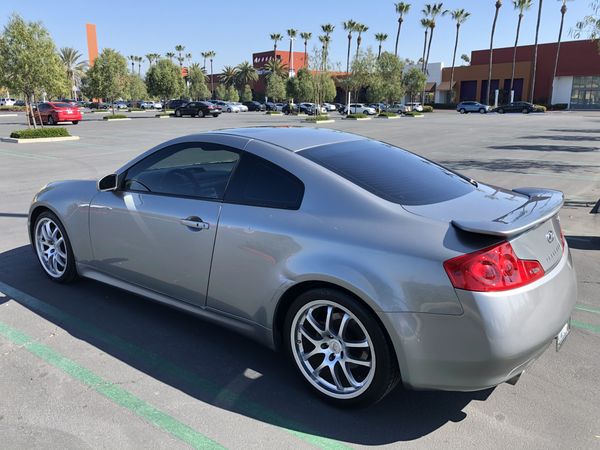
28 127 576 406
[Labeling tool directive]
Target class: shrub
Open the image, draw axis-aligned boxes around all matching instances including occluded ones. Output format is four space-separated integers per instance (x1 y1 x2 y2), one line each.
306 115 331 122
10 127 70 139
0 105 26 112
347 113 368 119
128 108 144 111
378 112 398 117
265 111 282 115
103 114 128 120
533 105 547 113
551 103 568 111
422 105 434 113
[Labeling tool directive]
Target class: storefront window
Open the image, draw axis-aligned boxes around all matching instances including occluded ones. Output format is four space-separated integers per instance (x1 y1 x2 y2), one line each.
571 76 600 109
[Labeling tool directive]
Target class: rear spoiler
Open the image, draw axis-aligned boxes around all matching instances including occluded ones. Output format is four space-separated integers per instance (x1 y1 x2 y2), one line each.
451 188 564 238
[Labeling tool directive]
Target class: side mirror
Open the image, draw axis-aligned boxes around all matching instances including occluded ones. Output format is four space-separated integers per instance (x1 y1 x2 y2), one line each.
98 174 118 192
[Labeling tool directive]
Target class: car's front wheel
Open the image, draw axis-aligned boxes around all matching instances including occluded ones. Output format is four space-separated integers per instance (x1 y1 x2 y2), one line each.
198 110 205 118
72 121 79 124
459 108 466 114
175 109 182 117
522 108 530 114
284 289 399 407
47 115 55 125
33 211 77 283
479 108 486 114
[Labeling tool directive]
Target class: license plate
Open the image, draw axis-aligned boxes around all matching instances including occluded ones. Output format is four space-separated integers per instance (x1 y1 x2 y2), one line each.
66 110 72 114
556 320 571 351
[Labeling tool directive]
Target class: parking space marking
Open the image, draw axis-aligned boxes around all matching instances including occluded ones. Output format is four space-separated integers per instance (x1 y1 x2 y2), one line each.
0 149 58 160
572 319 600 334
0 280 350 450
0 320 225 450
575 305 600 316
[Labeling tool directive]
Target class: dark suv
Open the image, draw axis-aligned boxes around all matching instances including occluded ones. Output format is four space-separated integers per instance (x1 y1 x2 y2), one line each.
174 101 221 118
167 99 190 110
243 101 265 111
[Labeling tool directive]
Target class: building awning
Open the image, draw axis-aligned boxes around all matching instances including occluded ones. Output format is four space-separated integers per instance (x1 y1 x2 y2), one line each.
425 82 437 92
437 81 456 91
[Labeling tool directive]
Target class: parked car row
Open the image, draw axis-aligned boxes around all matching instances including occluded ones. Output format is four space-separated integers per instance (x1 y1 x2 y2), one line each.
456 101 545 114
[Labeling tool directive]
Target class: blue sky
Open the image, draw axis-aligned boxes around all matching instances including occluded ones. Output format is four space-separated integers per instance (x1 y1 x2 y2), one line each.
0 0 593 73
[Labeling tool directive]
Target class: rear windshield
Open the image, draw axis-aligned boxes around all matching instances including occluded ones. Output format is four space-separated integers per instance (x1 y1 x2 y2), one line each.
53 102 75 108
300 140 475 206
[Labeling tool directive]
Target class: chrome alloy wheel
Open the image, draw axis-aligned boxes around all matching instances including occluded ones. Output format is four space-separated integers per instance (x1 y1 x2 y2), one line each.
291 300 376 399
35 217 68 278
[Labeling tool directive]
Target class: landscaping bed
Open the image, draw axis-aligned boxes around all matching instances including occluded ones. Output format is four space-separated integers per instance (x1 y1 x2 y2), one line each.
103 114 130 121
2 127 79 143
305 115 334 123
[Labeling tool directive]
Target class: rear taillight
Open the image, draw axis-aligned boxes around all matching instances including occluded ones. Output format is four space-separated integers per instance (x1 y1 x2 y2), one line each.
443 241 544 292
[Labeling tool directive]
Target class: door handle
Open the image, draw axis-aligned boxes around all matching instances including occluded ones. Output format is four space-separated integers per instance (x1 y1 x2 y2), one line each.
180 217 210 230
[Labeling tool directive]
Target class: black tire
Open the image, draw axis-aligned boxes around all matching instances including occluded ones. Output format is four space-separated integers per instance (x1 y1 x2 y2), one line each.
212 113 219 117
32 211 78 283
47 115 55 125
459 108 466 114
498 108 505 114
522 108 529 114
175 109 182 117
479 108 486 114
198 110 205 118
284 288 400 408
72 121 79 124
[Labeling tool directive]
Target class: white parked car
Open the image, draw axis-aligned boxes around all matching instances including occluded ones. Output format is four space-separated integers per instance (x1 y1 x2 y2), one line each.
233 102 248 112
387 103 409 114
323 103 337 112
214 101 240 113
406 102 424 112
0 98 16 106
344 103 377 115
139 101 155 109
153 101 163 109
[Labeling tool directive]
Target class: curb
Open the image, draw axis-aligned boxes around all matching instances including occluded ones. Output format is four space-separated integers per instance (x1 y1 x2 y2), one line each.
103 117 132 121
1 135 80 144
377 116 400 119
343 117 372 121
305 119 335 124
0 114 18 117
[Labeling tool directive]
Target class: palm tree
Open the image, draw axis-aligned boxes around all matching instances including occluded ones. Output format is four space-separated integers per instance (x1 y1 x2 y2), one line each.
487 1 503 105
320 23 335 70
128 55 135 73
58 47 88 100
449 9 471 102
422 3 448 75
394 3 411 57
461 53 470 64
550 0 571 104
145 53 155 66
165 52 175 62
300 32 312 67
175 45 185 66
185 53 192 67
264 59 288 79
235 61 258 89
177 55 185 70
355 23 369 59
509 0 533 95
206 51 216 97
375 33 388 58
343 20 358 74
419 19 431 73
530 0 543 103
136 56 143 76
287 29 297 76
270 33 283 54
220 66 238 87
201 51 210 70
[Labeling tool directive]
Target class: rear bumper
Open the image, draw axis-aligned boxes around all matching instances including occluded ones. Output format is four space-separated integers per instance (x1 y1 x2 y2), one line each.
383 246 577 391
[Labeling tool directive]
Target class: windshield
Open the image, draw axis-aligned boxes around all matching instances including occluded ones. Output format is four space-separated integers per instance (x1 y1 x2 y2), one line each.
300 140 475 206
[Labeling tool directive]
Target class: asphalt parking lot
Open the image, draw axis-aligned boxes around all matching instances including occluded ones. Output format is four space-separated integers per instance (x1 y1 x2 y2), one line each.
0 109 599 449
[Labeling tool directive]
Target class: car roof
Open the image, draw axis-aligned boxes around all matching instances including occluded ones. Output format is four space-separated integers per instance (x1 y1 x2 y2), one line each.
211 127 366 152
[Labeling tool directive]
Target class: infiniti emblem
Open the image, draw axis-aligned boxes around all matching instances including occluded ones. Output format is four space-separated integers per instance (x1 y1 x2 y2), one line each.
546 230 555 243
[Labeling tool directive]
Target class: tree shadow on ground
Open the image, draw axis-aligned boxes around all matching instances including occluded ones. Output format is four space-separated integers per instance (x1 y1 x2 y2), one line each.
488 144 597 153
439 159 600 174
521 135 600 142
566 236 600 251
0 245 492 445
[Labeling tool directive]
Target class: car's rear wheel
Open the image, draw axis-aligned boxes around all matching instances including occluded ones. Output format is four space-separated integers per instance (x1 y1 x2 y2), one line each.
47 115 55 125
33 211 77 283
479 108 486 114
175 109 182 117
284 288 399 407
459 108 466 114
212 113 219 117
522 108 529 114
198 110 205 118
72 121 79 125
498 108 505 114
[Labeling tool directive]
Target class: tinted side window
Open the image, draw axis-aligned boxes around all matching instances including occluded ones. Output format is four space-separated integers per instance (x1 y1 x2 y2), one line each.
224 153 304 210
300 140 475 206
123 143 240 200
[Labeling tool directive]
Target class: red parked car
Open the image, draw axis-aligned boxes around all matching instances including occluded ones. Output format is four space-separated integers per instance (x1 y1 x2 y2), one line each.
30 102 82 125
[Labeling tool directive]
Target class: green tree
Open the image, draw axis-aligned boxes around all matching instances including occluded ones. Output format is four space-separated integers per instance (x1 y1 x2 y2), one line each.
188 63 210 100
348 48 377 101
375 33 388 58
403 67 427 103
235 61 258 89
550 1 573 104
241 84 253 102
220 66 238 88
0 14 69 127
487 1 503 105
265 59 288 79
296 68 314 102
355 23 369 59
449 9 471 102
126 74 147 101
270 33 283 53
224 85 239 102
300 32 312 67
530 0 543 102
266 74 286 101
422 3 448 74
215 84 226 100
510 0 533 94
58 47 88 100
145 58 184 111
575 0 599 42
85 48 129 114
286 76 299 101
373 52 405 104
320 24 335 70
394 3 411 57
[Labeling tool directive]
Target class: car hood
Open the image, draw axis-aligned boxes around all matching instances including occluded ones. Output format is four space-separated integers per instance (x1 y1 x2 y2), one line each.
402 183 564 238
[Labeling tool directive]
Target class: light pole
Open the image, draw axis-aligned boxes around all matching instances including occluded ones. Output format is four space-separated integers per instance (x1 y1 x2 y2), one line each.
289 37 296 78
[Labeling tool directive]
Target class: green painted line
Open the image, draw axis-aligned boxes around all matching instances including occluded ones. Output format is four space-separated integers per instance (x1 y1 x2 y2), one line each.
0 320 224 450
575 305 600 316
0 149 58 160
572 319 600 334
0 281 350 450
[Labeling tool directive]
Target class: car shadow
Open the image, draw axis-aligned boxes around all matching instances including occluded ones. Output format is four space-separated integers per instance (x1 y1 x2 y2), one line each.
566 236 600 251
0 245 492 445
549 129 600 134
